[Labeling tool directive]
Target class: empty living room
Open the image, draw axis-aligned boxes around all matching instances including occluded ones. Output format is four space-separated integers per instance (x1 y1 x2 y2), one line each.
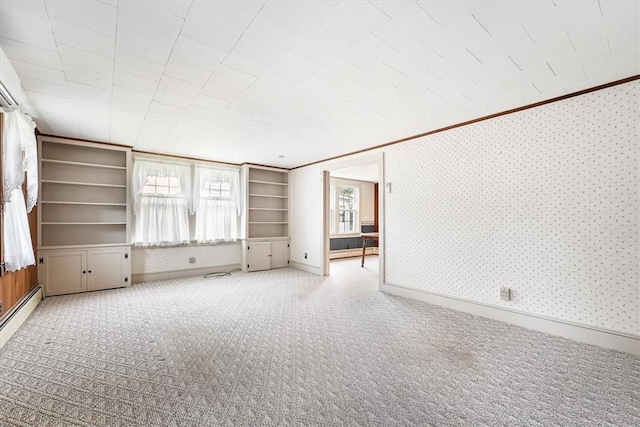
0 0 638 425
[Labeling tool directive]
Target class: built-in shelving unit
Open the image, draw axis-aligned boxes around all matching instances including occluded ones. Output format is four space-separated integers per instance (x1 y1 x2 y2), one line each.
241 165 290 272
246 166 289 239
37 136 132 296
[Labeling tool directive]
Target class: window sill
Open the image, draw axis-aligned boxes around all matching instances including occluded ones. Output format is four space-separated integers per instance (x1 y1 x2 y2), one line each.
330 233 361 238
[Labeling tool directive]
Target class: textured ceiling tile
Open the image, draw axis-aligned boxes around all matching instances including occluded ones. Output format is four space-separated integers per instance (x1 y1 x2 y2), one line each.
548 39 611 77
111 97 149 115
314 58 366 88
270 51 322 82
191 94 228 112
153 90 193 109
369 0 415 18
114 70 159 95
45 0 116 35
290 24 351 66
153 0 193 19
68 81 111 102
158 75 201 98
59 44 114 76
118 0 183 44
210 65 257 91
116 26 172 64
51 18 115 58
115 51 165 81
373 3 442 51
10 59 66 85
63 64 112 90
340 33 398 71
113 85 153 105
21 77 69 98
0 37 62 69
320 0 389 43
201 80 244 103
260 0 332 37
164 56 212 86
0 0 50 27
252 70 298 94
181 0 264 54
0 14 57 51
224 17 299 76
171 35 226 71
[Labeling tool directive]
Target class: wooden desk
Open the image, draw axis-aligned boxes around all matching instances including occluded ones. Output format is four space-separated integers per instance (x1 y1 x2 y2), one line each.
360 232 379 267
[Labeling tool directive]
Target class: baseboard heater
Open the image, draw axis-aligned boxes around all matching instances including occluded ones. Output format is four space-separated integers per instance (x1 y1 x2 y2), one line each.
0 285 43 349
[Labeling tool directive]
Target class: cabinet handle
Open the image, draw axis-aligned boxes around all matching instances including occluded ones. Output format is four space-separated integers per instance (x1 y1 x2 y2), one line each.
83 271 86 274
88 270 92 273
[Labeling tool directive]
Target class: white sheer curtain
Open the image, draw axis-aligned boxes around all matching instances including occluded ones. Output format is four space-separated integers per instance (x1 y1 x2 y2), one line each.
193 165 240 243
132 158 192 246
2 110 38 271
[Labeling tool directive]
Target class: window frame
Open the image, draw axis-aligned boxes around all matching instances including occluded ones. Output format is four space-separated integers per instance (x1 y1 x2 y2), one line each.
329 183 360 236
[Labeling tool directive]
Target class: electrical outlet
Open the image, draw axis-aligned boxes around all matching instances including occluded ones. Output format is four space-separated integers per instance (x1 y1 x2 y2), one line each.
304 253 308 259
189 257 196 264
500 287 511 301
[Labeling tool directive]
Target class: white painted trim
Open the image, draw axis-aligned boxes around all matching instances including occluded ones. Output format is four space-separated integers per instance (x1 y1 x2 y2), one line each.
381 283 640 355
132 264 241 283
290 261 321 275
0 286 43 349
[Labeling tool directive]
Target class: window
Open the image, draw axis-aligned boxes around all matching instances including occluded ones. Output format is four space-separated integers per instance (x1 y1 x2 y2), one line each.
133 159 192 246
142 176 182 195
193 165 240 243
330 184 359 234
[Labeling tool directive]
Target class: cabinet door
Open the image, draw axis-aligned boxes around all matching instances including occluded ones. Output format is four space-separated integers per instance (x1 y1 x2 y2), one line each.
87 248 126 291
41 250 86 296
248 242 271 272
270 241 289 269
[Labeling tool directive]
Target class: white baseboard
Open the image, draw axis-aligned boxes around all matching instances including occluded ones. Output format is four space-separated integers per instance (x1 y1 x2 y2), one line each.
132 264 241 283
381 283 640 356
0 286 43 349
289 261 321 275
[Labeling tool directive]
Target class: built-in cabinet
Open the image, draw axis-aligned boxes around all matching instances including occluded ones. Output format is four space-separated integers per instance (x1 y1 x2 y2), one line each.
241 165 289 272
37 136 131 296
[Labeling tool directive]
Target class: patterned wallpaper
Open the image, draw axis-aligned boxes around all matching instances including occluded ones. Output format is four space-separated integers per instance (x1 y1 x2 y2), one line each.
291 81 639 335
132 243 242 275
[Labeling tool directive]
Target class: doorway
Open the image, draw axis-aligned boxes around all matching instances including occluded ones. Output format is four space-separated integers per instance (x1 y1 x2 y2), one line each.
322 154 383 287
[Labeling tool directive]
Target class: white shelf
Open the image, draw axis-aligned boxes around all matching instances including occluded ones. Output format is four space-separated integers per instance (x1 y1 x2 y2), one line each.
249 179 287 186
42 159 126 170
42 222 127 225
41 179 126 188
38 243 130 250
249 222 289 224
249 208 287 211
248 193 288 199
41 201 127 206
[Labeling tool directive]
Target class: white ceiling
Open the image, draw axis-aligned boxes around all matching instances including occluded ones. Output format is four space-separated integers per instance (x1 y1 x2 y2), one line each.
331 163 379 183
0 1 637 168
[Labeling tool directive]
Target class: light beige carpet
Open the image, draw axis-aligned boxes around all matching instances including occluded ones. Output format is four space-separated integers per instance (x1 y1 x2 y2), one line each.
0 258 638 426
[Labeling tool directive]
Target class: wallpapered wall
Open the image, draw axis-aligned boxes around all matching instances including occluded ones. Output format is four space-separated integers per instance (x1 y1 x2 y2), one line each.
290 81 639 335
132 243 242 275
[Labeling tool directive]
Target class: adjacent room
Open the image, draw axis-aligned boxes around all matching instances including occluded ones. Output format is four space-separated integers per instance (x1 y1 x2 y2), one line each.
0 1 638 425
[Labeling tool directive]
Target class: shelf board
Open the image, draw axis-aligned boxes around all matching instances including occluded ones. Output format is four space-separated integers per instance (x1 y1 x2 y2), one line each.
248 208 287 211
249 179 288 186
42 222 127 225
41 179 126 188
249 222 288 224
42 158 126 170
41 201 127 206
38 243 130 250
248 193 288 199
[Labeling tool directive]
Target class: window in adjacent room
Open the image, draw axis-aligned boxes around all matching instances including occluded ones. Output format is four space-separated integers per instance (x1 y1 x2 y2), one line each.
330 184 359 234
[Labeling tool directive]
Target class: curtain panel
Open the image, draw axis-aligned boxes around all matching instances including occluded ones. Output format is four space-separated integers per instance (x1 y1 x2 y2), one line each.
1 110 38 272
132 159 192 246
193 165 240 243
